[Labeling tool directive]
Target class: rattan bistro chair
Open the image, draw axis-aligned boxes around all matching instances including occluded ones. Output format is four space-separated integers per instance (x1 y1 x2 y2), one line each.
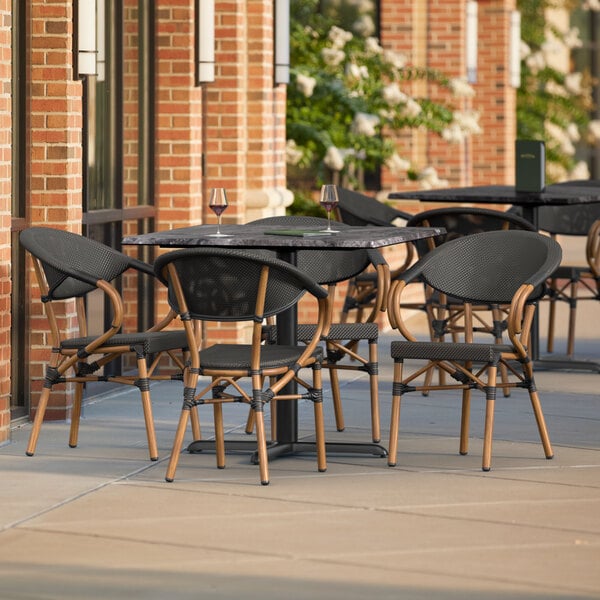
20 227 189 461
387 230 562 471
535 203 600 357
249 215 389 443
154 247 329 485
334 187 414 324
336 186 413 228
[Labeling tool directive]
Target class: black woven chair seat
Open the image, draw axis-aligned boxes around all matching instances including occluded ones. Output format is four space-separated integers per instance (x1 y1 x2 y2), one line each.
199 343 323 371
298 322 378 342
391 340 512 363
61 330 189 353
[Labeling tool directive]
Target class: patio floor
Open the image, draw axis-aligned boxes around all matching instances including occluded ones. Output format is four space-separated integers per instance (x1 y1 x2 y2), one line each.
1 301 599 599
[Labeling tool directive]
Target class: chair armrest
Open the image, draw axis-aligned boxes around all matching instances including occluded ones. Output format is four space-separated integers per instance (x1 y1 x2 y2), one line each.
146 309 180 332
127 256 156 277
387 278 419 341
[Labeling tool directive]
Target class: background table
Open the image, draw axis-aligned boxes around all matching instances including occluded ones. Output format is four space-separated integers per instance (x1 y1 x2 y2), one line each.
124 222 445 460
389 183 600 372
389 183 600 229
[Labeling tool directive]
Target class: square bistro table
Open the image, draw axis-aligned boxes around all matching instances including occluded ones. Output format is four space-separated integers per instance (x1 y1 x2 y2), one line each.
124 222 445 461
389 183 600 372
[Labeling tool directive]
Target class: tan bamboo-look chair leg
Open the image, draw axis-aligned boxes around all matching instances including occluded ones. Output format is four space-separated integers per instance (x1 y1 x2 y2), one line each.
547 279 557 354
327 351 345 433
387 358 403 468
481 364 498 471
26 382 53 457
190 407 201 441
165 408 190 483
213 401 226 469
566 279 578 357
166 325 199 482
522 357 554 461
368 339 380 443
459 303 474 456
313 364 327 473
459 386 471 456
68 381 85 449
134 352 159 460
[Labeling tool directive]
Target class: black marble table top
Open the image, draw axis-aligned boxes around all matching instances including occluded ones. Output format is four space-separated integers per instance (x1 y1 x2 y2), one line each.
123 223 445 249
389 183 600 207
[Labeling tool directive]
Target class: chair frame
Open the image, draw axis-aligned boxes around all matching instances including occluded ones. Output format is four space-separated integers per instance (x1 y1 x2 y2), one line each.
154 247 330 485
386 230 562 471
20 227 188 461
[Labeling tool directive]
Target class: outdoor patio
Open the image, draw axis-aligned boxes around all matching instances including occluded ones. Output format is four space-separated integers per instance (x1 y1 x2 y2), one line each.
1 301 599 599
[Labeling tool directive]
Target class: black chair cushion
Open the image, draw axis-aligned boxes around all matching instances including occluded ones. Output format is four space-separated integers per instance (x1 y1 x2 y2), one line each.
61 330 189 354
391 340 512 363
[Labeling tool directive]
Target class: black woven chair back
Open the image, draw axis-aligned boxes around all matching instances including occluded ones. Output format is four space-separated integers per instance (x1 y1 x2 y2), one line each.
406 206 536 258
249 215 377 285
154 247 327 321
336 187 412 226
20 227 135 300
536 203 600 237
407 230 562 305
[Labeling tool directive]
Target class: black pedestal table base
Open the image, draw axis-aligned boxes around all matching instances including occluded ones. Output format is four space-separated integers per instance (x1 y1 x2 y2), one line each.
534 356 600 373
186 438 388 463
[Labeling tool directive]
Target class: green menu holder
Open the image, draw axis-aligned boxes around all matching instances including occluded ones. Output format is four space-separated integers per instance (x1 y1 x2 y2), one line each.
515 140 546 192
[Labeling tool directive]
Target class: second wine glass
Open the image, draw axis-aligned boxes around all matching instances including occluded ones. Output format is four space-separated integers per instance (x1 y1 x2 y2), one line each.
319 184 339 233
208 188 230 237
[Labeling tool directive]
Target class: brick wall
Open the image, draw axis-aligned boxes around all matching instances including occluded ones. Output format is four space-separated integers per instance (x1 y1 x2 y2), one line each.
0 0 11 441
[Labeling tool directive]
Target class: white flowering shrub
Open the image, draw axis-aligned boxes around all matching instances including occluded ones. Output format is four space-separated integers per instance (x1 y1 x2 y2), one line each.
517 0 596 182
286 0 479 206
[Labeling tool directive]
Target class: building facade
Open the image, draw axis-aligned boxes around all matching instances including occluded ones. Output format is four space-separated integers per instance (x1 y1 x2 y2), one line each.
1 0 522 441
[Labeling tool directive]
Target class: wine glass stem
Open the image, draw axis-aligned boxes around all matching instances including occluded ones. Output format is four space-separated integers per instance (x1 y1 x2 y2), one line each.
217 215 222 234
327 213 331 231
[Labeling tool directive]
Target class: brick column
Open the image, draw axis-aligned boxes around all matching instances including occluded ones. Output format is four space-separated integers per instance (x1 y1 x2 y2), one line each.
27 0 84 420
0 0 11 441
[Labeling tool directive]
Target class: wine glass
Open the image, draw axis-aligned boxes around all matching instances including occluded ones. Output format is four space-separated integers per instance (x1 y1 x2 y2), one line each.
319 184 339 233
208 188 230 237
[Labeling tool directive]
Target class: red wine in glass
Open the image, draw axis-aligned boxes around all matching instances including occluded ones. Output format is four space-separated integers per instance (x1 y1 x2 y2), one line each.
319 184 339 233
208 188 230 237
